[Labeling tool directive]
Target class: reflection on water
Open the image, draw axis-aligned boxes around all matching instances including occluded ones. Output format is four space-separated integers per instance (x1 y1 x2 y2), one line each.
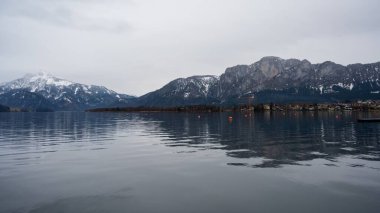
137 111 380 168
0 111 380 213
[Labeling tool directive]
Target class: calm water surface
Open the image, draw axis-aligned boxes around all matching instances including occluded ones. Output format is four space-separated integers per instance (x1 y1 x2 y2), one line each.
0 111 380 213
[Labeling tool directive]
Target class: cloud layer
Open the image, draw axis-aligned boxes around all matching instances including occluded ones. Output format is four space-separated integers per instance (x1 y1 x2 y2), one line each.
1 0 380 95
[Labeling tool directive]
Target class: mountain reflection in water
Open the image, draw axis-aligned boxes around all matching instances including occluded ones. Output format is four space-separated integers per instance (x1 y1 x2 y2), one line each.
136 111 380 168
0 111 380 213
1 111 379 169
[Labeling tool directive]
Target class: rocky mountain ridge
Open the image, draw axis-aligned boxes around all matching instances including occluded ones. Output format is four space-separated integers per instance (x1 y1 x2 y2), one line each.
137 56 380 106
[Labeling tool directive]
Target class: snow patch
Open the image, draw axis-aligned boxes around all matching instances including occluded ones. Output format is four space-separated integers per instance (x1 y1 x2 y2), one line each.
332 82 355 90
349 83 354 90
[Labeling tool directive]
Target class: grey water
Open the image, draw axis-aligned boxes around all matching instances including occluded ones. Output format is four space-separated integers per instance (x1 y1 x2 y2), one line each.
0 111 380 213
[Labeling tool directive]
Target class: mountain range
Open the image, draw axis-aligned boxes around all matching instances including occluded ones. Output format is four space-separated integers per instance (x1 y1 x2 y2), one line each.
1 57 379 111
138 56 380 106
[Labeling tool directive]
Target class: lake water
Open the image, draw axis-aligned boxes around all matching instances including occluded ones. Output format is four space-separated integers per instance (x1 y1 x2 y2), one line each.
0 111 380 213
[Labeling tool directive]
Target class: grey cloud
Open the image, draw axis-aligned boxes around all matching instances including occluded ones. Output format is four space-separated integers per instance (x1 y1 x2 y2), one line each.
0 0 379 95
0 0 131 33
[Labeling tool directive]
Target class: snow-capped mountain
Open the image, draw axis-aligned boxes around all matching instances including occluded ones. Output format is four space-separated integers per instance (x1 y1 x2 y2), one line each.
0 72 135 111
135 57 380 106
138 75 219 107
0 72 74 92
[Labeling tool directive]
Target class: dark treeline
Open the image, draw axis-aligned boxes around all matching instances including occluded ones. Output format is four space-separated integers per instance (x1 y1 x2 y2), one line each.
87 105 224 112
0 103 54 112
0 104 10 112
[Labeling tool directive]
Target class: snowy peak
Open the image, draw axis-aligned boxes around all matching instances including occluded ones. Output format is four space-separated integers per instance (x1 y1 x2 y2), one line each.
178 75 218 96
165 75 218 98
0 72 135 111
137 75 220 107
1 72 73 92
27 72 73 87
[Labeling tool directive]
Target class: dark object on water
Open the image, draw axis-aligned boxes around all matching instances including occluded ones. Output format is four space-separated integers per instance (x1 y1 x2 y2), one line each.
357 118 380 122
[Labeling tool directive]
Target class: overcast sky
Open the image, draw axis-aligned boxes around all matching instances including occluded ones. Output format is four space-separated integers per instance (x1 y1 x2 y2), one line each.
0 0 379 95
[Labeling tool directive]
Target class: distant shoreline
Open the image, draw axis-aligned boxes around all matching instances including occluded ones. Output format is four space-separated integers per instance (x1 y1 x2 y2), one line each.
87 101 380 113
